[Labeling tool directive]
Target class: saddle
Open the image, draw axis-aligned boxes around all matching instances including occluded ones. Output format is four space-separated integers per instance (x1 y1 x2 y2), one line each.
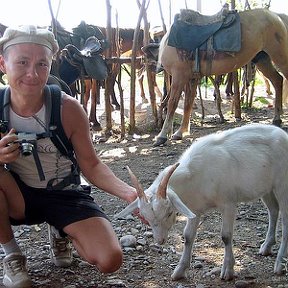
179 6 230 26
167 7 241 53
61 36 108 81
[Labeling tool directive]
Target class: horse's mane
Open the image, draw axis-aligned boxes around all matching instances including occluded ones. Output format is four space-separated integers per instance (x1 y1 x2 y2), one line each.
0 23 7 36
277 13 288 30
119 28 144 43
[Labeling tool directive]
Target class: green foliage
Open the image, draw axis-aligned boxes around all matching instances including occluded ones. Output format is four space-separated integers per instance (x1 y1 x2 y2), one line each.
254 96 270 105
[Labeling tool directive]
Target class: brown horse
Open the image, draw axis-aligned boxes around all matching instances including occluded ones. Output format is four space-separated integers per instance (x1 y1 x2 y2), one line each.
154 8 288 146
83 27 163 131
83 27 146 130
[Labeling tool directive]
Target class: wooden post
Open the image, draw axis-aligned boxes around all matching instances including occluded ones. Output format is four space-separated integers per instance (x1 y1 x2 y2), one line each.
139 0 158 124
129 0 147 132
104 0 113 134
230 0 242 121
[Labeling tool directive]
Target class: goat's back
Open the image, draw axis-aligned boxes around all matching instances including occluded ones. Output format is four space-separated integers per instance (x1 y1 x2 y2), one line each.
169 124 288 212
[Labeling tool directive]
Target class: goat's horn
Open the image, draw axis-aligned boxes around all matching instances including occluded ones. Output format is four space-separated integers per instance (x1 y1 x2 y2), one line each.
126 166 148 201
157 163 180 199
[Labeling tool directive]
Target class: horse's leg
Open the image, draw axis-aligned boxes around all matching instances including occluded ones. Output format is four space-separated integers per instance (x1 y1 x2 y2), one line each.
225 72 233 99
90 79 102 131
172 80 197 140
138 74 149 103
264 32 288 124
83 79 91 114
254 53 283 126
110 70 120 110
152 71 163 98
154 75 186 146
264 76 272 96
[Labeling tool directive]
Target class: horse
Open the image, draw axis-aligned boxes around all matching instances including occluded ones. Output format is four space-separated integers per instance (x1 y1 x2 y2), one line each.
52 20 108 96
83 26 163 131
154 8 288 146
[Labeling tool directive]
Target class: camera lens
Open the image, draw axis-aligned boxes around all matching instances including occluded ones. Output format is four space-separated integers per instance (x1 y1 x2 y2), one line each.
21 142 34 156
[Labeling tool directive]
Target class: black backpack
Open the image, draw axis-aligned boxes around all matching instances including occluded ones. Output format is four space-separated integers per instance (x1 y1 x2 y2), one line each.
0 84 80 189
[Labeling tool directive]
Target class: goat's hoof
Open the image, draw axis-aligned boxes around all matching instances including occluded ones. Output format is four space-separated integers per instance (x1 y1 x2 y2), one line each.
171 267 187 281
259 243 273 256
220 269 234 281
274 261 286 275
153 137 167 147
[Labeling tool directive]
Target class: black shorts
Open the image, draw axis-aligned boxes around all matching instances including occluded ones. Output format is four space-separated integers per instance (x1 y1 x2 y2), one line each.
9 172 109 232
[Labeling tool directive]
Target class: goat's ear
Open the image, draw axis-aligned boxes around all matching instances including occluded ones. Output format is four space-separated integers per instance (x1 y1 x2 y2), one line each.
114 199 139 219
168 190 196 219
157 163 180 199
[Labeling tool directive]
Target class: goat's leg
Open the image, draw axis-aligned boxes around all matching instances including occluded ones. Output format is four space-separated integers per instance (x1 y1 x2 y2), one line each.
259 192 279 256
171 217 200 280
172 80 197 141
274 199 288 274
220 205 236 280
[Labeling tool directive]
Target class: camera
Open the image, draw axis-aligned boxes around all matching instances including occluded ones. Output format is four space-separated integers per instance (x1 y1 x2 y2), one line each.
0 120 8 133
13 133 37 157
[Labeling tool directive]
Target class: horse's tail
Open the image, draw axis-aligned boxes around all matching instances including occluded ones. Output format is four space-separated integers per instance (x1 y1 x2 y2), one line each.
157 27 170 71
282 77 288 107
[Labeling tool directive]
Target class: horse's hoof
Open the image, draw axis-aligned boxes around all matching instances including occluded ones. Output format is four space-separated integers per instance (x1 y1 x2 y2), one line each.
91 123 102 131
153 137 167 146
218 117 226 124
114 104 121 111
142 98 149 104
171 135 182 141
273 119 282 127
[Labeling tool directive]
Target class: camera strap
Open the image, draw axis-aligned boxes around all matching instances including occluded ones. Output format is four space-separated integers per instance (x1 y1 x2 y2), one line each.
32 146 45 181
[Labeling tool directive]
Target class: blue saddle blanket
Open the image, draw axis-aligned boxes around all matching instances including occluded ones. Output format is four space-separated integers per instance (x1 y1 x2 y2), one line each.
168 11 241 52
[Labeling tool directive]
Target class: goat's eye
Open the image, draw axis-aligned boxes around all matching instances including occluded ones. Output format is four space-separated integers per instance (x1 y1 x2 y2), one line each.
168 211 173 218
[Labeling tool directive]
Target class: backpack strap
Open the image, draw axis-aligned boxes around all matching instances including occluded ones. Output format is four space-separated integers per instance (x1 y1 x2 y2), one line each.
46 84 81 190
0 87 10 133
48 84 74 157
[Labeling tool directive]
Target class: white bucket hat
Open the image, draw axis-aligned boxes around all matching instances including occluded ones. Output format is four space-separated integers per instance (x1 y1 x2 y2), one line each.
0 25 59 55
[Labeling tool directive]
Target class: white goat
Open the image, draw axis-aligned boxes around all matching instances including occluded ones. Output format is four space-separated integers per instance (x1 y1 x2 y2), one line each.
117 123 288 281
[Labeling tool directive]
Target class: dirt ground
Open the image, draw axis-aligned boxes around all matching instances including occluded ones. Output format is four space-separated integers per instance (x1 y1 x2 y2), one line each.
1 88 288 288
